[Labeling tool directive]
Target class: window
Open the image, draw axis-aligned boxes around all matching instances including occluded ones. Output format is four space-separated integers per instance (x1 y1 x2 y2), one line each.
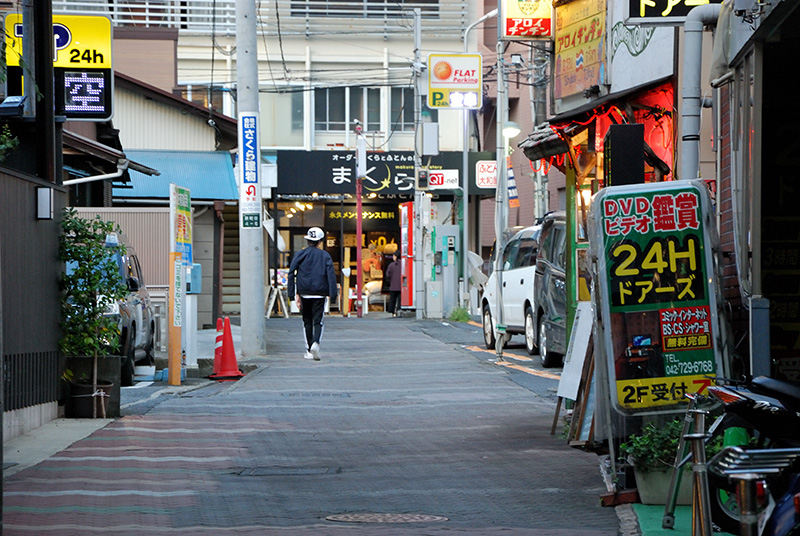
291 0 438 19
261 88 304 146
516 238 539 268
178 84 224 113
391 87 438 132
315 87 379 132
502 240 521 271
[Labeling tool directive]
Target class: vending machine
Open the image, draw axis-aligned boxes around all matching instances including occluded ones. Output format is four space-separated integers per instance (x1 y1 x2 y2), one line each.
400 202 414 308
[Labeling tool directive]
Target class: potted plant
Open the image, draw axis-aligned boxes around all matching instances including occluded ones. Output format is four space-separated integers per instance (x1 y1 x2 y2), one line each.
59 208 128 418
619 418 707 505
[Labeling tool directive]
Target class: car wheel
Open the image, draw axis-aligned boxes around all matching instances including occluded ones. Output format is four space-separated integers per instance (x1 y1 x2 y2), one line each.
482 304 496 350
121 330 135 387
524 307 538 355
539 316 559 368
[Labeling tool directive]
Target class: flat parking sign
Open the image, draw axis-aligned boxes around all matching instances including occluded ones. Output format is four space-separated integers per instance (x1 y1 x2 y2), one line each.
427 53 482 109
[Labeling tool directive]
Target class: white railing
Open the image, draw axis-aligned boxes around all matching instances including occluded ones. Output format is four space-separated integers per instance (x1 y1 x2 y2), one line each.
52 0 469 38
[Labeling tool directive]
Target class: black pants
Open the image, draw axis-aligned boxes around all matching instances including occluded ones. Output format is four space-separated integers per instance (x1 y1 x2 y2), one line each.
300 297 326 349
387 291 401 314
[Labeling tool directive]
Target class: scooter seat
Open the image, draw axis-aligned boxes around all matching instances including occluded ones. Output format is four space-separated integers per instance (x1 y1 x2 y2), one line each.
752 376 800 407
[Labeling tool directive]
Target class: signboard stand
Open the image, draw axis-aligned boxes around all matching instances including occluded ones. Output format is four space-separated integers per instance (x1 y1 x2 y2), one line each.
553 301 594 436
265 286 289 319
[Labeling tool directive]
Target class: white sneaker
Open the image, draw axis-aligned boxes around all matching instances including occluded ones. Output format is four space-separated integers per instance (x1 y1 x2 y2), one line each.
310 342 321 361
303 350 314 360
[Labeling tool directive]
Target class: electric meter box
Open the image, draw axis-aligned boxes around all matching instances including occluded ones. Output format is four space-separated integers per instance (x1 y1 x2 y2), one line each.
186 263 202 294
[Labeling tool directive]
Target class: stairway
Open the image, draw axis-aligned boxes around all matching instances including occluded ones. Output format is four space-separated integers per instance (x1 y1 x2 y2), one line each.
222 205 241 315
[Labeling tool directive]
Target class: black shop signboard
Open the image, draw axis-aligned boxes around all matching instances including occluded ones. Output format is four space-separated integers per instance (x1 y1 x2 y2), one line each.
276 150 495 196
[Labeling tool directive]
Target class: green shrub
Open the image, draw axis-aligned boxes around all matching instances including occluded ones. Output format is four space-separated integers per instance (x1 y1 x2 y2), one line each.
448 306 471 323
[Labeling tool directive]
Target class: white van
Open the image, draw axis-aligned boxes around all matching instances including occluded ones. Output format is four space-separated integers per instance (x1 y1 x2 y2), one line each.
481 225 541 354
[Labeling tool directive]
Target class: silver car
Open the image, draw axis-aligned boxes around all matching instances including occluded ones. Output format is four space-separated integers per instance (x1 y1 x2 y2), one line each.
481 225 542 354
105 235 155 386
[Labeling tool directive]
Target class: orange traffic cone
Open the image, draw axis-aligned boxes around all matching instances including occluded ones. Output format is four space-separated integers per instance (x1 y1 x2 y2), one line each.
211 317 223 376
209 316 245 381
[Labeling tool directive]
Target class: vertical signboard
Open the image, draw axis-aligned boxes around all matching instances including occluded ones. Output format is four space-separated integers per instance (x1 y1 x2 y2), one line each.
239 112 261 229
554 0 606 101
590 180 726 415
475 160 497 189
169 184 193 265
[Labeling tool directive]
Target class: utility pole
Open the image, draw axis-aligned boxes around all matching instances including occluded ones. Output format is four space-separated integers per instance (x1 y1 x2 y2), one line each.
533 44 549 218
494 1 508 356
236 0 266 356
413 8 425 320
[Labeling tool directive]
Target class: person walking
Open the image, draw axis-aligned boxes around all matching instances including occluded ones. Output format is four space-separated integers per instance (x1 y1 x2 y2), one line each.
287 227 338 360
384 250 402 317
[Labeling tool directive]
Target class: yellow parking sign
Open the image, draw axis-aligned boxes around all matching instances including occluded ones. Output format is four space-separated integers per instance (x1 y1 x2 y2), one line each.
427 53 482 109
4 13 114 121
4 14 112 69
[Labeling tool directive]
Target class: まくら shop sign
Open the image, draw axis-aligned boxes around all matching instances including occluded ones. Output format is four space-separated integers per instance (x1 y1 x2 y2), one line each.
589 180 724 415
4 14 114 120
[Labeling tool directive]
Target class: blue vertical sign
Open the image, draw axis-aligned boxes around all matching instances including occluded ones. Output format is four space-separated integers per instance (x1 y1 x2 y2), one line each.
238 112 261 229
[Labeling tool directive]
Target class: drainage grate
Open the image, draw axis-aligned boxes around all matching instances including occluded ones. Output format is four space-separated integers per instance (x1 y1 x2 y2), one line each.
326 513 449 524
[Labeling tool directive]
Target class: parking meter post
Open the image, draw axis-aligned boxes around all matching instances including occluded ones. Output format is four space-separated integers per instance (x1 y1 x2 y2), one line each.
735 476 760 536
686 429 712 536
168 252 182 386
663 397 698 529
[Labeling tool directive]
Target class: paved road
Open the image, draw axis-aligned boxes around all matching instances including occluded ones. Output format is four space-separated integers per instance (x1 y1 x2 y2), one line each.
4 316 621 535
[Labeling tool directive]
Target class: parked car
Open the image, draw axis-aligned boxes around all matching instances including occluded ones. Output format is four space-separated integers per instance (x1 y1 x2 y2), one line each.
481 225 541 354
104 234 156 386
533 211 567 367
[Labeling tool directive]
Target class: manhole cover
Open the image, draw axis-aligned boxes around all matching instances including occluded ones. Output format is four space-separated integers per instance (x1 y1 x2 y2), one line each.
326 513 448 524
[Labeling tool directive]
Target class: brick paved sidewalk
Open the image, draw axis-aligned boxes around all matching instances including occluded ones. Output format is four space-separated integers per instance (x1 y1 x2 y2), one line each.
4 317 622 535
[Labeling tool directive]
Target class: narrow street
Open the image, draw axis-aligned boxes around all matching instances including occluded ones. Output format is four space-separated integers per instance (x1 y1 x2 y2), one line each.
4 316 622 535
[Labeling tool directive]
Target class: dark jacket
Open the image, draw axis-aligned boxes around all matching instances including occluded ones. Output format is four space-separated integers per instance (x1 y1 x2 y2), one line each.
385 259 402 292
287 245 338 301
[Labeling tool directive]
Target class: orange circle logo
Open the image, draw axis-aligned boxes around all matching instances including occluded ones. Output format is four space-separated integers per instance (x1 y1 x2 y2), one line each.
433 61 452 81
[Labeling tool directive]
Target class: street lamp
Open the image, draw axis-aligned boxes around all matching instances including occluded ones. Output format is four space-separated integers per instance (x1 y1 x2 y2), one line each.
503 121 522 142
461 8 498 313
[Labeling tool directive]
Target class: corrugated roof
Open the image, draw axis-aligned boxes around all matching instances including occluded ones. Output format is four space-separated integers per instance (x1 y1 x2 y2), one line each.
114 150 237 200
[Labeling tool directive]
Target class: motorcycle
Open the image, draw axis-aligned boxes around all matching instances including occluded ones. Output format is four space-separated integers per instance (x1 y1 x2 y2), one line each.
705 376 800 535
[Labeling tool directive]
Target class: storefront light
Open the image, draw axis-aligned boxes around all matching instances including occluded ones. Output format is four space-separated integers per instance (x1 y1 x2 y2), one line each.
578 188 593 207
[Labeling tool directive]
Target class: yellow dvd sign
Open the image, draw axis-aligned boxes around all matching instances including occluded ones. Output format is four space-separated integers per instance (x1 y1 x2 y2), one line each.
4 14 112 69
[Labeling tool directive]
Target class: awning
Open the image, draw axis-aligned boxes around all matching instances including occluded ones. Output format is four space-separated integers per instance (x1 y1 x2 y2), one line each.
518 123 570 162
114 150 238 201
518 76 674 162
548 76 673 126
62 129 160 184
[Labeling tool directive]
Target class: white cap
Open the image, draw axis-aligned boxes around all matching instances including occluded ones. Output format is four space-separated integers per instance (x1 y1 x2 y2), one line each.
305 227 325 241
